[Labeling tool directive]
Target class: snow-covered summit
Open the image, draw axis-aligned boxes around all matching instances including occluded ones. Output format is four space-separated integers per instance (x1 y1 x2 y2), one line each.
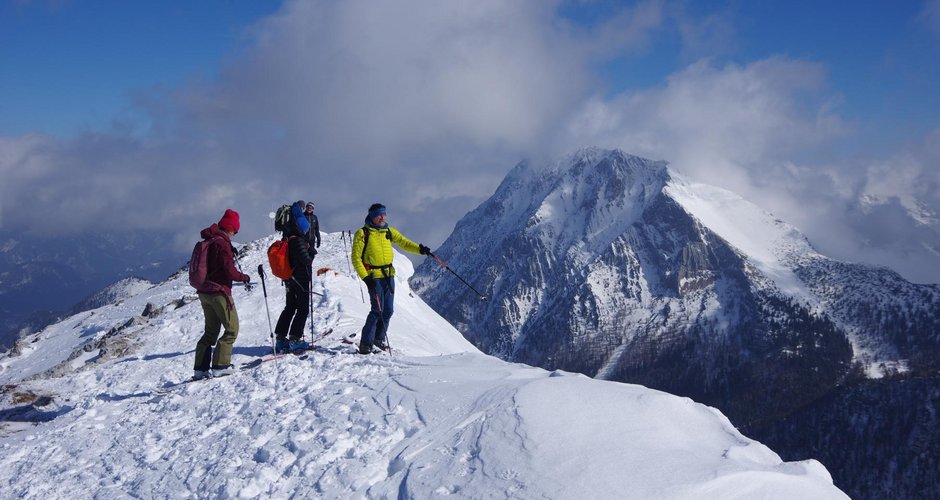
0 231 845 498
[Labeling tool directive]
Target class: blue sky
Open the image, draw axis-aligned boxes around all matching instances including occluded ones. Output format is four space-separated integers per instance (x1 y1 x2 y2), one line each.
1 1 280 136
1 0 939 282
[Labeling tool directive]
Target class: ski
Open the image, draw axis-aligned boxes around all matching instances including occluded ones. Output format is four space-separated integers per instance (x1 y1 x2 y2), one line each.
333 333 390 354
309 345 343 356
310 327 334 343
331 333 391 355
241 351 309 370
355 346 387 355
324 343 386 355
307 345 367 355
154 367 248 394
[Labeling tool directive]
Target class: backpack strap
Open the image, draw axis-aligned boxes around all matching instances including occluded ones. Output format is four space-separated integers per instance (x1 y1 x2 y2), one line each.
360 225 369 267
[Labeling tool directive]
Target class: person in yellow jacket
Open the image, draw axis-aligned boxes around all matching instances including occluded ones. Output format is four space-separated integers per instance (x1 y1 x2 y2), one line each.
352 203 430 354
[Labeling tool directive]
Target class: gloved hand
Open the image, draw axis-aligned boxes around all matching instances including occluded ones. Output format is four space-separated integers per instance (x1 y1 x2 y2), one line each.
364 277 376 292
419 244 431 255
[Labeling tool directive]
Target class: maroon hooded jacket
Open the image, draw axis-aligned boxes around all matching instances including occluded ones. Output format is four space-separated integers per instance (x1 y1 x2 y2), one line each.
200 223 250 294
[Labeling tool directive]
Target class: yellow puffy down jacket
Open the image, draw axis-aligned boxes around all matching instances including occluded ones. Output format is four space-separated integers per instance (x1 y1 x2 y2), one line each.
351 225 421 280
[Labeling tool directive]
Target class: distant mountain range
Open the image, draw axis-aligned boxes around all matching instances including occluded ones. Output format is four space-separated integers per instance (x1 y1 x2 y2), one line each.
0 230 186 350
411 147 940 498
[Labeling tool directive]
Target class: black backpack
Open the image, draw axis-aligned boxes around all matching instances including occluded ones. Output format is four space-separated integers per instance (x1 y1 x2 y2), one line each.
273 204 291 232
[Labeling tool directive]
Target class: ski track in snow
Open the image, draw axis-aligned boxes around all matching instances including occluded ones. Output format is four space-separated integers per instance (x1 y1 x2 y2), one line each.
0 232 847 499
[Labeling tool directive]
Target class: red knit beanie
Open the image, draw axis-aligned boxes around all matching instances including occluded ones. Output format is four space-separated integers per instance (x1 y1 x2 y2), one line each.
218 209 240 233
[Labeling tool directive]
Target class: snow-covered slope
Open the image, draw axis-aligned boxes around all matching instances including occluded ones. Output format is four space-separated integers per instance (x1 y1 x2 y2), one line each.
69 276 156 314
664 174 940 377
664 173 818 302
0 232 845 498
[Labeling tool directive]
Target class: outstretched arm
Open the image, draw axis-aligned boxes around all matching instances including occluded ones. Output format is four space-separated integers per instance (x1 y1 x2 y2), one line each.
389 227 422 255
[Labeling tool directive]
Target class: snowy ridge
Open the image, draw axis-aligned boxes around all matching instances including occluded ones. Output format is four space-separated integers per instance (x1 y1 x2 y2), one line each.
664 173 818 302
663 174 936 377
0 231 845 498
70 276 156 313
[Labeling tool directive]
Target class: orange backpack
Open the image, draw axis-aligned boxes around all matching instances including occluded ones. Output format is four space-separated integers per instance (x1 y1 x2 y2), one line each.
267 237 294 281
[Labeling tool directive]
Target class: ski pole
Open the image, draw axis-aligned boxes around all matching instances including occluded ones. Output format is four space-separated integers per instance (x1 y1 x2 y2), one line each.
291 276 324 296
234 250 253 293
257 265 278 364
342 230 355 277
309 274 316 337
427 252 487 301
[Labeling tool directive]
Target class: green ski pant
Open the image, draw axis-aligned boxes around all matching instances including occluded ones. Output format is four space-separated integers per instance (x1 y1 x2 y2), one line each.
194 293 239 370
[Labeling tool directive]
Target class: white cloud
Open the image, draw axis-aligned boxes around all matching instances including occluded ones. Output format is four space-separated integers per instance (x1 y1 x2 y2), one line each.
181 0 593 154
565 57 846 183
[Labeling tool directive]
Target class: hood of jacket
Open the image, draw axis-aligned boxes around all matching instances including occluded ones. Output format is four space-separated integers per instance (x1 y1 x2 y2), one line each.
200 223 231 241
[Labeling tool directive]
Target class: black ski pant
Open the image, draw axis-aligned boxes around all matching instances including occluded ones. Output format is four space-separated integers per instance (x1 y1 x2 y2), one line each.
275 278 309 340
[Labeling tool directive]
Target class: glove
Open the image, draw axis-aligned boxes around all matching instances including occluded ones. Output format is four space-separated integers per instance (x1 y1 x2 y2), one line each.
364 277 376 292
419 244 431 255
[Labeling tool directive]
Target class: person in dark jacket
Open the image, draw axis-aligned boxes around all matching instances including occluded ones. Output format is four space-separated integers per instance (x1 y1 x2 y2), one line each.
274 201 317 352
304 201 321 249
193 209 251 379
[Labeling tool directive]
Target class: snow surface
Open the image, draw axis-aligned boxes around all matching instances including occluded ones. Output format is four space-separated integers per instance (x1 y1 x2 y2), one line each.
0 232 846 498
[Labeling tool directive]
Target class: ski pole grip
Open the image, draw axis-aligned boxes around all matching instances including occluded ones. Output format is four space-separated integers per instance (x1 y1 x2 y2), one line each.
257 264 269 297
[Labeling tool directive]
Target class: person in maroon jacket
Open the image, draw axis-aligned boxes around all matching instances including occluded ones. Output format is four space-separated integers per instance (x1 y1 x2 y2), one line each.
193 209 251 379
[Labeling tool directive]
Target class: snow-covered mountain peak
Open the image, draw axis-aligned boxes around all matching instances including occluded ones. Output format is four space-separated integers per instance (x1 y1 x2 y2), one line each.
0 230 846 498
493 148 671 260
413 147 940 428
